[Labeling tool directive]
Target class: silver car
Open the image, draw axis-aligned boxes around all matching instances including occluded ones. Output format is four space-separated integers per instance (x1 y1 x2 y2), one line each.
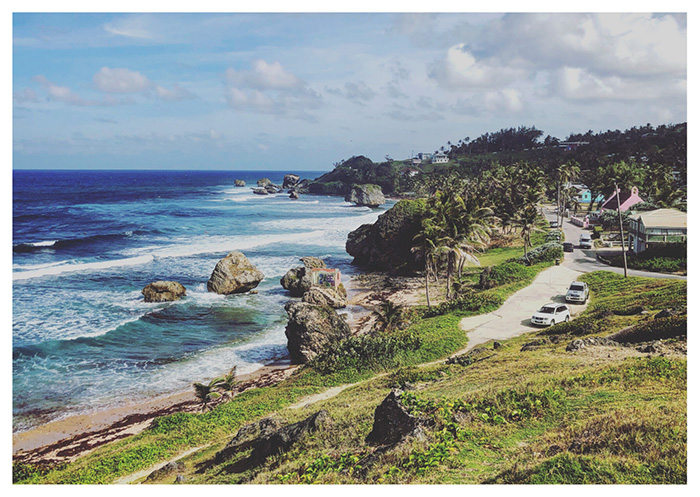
566 281 589 303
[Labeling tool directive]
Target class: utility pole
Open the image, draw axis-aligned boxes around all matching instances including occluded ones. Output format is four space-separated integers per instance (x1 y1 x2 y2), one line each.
615 181 628 277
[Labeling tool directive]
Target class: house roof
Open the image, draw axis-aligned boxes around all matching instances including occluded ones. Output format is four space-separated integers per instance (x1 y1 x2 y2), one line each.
600 187 642 210
631 209 687 229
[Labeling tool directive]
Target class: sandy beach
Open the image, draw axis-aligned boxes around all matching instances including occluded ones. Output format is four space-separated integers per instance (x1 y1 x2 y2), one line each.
13 271 425 467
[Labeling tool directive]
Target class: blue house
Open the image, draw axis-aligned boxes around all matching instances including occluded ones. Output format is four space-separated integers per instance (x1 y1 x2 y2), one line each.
571 184 604 204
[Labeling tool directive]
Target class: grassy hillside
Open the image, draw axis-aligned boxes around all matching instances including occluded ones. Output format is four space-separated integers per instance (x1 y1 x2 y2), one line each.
15 269 686 485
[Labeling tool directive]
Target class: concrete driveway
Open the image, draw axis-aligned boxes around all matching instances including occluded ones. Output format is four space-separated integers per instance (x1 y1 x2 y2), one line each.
459 264 587 351
459 205 685 351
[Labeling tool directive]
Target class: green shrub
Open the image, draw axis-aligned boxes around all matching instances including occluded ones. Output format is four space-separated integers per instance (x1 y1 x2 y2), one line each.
479 261 535 289
517 241 563 265
609 315 687 343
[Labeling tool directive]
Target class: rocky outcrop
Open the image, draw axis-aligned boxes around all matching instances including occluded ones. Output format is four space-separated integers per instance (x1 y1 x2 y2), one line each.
365 389 430 446
146 461 186 481
566 337 621 352
290 178 312 194
289 191 300 200
142 281 186 302
283 174 300 189
215 411 330 468
252 187 269 195
234 179 246 187
280 257 326 297
257 178 272 187
207 251 265 294
301 286 347 309
345 184 386 207
346 199 427 273
284 301 351 363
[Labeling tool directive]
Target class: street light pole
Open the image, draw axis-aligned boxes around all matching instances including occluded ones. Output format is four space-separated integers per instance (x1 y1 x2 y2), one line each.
615 181 628 278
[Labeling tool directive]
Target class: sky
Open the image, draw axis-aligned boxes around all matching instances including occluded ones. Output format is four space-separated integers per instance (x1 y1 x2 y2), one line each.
12 11 688 171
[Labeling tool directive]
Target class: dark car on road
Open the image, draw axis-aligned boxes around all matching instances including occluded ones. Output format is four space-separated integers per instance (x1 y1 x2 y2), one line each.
563 242 574 252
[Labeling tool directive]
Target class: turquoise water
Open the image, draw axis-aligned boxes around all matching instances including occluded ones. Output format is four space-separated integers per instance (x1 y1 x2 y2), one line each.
13 170 389 432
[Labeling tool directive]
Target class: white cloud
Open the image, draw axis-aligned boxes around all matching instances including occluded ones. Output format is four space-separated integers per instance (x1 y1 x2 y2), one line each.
555 67 686 101
429 44 522 90
327 81 376 104
103 16 157 40
155 84 197 101
13 87 39 104
484 89 524 113
225 60 302 90
32 75 98 106
93 67 152 94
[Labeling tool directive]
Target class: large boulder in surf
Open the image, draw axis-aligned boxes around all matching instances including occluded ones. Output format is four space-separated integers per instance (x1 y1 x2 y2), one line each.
302 286 348 309
283 174 300 189
252 187 269 195
280 257 326 297
234 179 246 187
257 178 272 187
142 281 187 302
284 301 350 363
345 184 386 207
207 251 265 295
346 199 427 273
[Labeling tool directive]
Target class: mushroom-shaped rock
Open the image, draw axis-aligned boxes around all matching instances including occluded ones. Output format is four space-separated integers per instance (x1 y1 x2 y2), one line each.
365 389 430 446
284 302 351 363
302 287 348 309
207 251 264 295
142 281 186 302
345 184 386 207
234 179 246 187
283 174 300 189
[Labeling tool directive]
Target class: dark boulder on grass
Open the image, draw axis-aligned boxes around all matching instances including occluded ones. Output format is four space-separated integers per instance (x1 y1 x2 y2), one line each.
215 417 283 463
365 389 430 446
284 302 350 363
146 461 186 481
142 281 186 302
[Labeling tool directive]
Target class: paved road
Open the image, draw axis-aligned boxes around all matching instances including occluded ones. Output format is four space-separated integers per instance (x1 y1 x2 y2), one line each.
458 205 686 351
546 207 687 280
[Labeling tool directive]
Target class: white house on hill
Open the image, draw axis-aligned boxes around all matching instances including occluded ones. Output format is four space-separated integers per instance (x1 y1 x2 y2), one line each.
628 208 687 253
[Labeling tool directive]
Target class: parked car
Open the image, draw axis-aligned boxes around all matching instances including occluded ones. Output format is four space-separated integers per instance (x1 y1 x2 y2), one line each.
563 242 574 252
531 303 571 326
566 281 589 303
549 220 559 228
579 233 592 249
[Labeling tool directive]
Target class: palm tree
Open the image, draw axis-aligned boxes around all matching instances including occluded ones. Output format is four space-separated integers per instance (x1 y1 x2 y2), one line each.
216 366 239 399
555 161 580 227
515 204 541 260
412 216 441 307
193 378 223 411
373 301 404 333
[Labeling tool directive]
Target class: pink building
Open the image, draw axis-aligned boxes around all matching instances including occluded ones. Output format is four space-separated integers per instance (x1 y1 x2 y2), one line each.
599 186 644 212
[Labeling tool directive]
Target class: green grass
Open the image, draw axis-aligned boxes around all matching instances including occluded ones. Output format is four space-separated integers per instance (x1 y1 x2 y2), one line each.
16 269 686 485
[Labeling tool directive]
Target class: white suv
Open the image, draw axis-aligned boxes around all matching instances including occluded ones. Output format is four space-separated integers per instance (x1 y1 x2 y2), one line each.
531 303 571 326
579 233 592 249
566 281 589 303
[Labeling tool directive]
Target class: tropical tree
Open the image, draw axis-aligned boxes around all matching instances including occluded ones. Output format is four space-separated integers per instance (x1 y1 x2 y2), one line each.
193 378 223 411
216 367 239 399
515 204 542 260
372 301 404 333
555 161 580 227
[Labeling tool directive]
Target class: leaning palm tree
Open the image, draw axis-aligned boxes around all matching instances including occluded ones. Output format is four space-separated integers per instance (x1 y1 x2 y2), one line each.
556 161 580 227
216 366 239 399
193 377 223 411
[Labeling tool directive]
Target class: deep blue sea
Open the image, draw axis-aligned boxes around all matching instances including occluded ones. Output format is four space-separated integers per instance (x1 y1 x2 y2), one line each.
12 170 389 432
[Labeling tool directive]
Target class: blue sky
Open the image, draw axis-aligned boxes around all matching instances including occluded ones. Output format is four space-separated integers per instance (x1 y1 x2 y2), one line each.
12 12 687 170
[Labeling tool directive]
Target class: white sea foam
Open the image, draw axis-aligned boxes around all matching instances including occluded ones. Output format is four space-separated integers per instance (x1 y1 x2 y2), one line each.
30 240 59 247
12 255 155 281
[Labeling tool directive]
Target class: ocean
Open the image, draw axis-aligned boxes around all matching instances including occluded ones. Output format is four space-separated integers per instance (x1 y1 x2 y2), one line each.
12 170 389 432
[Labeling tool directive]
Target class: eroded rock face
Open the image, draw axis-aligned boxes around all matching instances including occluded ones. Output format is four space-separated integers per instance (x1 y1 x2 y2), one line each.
365 389 429 446
346 199 426 273
142 281 186 302
345 184 386 207
257 178 272 187
283 174 300 189
301 286 347 309
280 257 326 297
207 251 264 295
234 179 246 187
252 187 269 195
289 191 300 200
284 301 350 363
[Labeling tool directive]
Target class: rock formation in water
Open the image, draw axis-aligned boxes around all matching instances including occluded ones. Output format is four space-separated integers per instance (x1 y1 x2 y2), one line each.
207 251 264 294
345 184 386 207
142 281 187 302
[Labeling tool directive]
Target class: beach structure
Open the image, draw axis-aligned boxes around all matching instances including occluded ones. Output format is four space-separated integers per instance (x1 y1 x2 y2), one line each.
309 267 342 290
627 208 687 253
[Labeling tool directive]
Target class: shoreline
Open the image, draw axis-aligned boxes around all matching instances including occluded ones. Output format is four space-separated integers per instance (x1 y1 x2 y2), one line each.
13 270 415 466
